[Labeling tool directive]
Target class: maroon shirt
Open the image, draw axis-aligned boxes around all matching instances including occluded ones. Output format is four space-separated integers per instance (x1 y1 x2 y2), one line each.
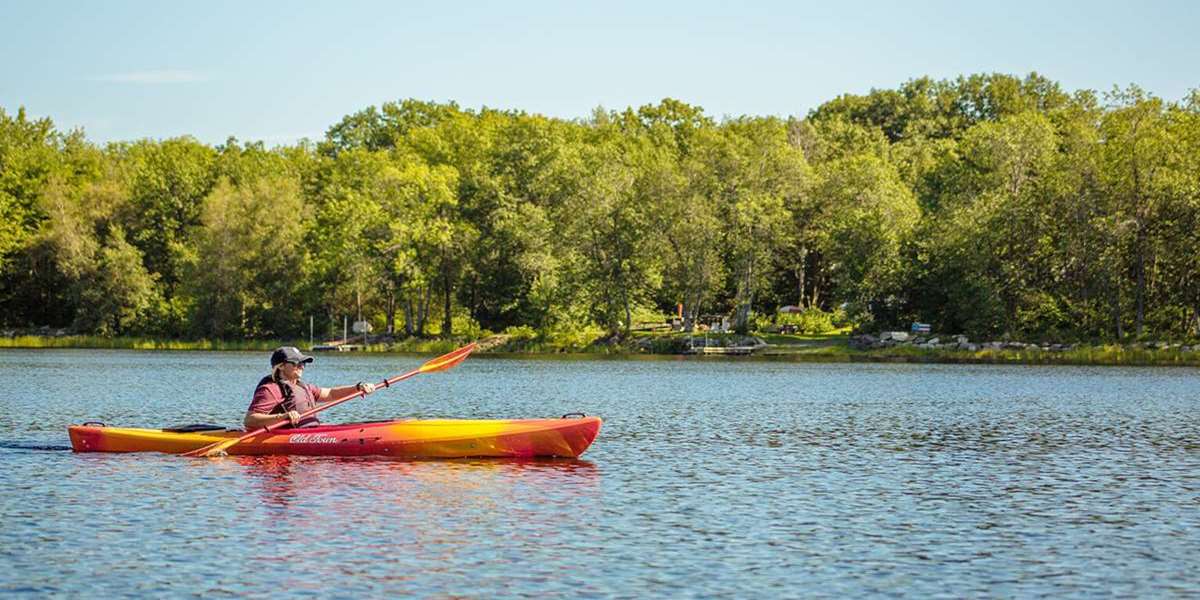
248 376 322 427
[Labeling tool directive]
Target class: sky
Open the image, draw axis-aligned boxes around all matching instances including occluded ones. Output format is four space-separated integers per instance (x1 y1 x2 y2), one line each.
3 0 1198 146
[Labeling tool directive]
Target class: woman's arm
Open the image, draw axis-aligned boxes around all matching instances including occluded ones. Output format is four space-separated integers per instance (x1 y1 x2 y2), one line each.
243 410 300 430
317 382 376 403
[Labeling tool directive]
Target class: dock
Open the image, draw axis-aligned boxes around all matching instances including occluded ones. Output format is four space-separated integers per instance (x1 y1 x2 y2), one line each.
311 344 364 352
682 346 761 356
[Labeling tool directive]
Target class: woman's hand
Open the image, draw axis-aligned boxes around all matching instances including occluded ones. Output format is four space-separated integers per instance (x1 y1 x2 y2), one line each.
356 382 376 395
285 410 301 426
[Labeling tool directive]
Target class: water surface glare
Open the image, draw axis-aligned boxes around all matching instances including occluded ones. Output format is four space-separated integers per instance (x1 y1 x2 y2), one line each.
2 349 1199 596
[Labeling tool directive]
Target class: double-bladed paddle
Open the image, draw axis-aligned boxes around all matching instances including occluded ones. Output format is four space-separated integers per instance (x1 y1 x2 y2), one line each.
182 342 478 458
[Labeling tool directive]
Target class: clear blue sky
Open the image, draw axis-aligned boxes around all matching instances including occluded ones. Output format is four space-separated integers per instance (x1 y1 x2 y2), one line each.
3 0 1197 145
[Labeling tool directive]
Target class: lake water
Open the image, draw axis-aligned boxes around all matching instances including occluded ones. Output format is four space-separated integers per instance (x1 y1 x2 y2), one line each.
1 349 1199 597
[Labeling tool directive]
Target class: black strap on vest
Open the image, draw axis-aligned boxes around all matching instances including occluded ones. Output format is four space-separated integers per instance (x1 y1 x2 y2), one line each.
272 374 298 414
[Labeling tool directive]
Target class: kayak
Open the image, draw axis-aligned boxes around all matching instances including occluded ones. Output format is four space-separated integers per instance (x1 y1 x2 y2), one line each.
68 416 602 458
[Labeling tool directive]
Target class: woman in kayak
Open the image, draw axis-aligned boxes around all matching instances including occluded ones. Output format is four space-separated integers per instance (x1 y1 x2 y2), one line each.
244 346 376 429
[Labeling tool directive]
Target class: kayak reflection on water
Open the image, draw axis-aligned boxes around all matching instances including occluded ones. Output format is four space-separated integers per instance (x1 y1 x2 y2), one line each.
235 455 600 512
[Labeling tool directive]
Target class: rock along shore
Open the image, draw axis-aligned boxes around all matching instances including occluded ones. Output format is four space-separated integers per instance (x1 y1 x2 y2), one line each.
850 331 1197 353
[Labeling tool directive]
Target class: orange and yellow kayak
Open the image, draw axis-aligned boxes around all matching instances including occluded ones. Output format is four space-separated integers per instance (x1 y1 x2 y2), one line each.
68 416 602 458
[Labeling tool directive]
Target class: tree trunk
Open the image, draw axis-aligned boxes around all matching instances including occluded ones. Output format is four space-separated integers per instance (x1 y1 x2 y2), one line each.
683 303 694 333
417 287 429 337
1134 224 1146 337
1111 279 1123 340
385 285 396 335
808 251 822 309
795 245 807 308
1130 123 1144 339
442 269 453 339
735 255 755 334
622 286 632 338
693 293 704 332
468 273 480 327
599 262 616 335
403 296 414 337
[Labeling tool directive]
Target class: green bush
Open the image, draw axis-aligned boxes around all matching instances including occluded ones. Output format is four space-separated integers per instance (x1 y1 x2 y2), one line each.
543 321 606 352
423 312 488 340
1015 292 1073 342
451 314 488 340
643 336 691 354
493 325 543 351
502 324 539 341
744 311 763 334
630 305 668 328
776 308 842 334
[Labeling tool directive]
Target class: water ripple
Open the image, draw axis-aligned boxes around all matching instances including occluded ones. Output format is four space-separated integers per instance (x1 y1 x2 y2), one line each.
1 350 1199 596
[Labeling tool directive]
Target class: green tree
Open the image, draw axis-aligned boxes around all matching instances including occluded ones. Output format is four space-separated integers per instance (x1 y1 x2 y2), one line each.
555 129 661 338
692 118 807 332
375 156 465 338
115 137 216 309
813 154 918 321
906 112 1058 335
1099 87 1174 337
182 175 308 338
0 107 64 268
306 149 389 338
75 227 160 335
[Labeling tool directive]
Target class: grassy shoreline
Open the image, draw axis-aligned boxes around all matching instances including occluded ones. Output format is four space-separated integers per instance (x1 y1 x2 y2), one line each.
2 333 1199 367
759 345 1200 367
0 336 300 351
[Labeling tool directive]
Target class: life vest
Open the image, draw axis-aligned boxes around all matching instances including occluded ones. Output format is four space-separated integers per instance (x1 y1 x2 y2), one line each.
254 375 320 427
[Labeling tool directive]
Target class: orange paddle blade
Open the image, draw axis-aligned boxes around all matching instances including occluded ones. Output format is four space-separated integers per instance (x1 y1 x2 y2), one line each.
418 342 477 373
183 435 244 458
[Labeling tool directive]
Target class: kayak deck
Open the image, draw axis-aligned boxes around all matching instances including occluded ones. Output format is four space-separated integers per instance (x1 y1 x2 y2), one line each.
68 417 602 458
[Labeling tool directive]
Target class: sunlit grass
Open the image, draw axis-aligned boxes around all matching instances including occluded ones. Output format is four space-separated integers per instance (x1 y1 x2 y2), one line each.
0 336 304 351
381 338 466 354
853 343 1200 366
2 333 1197 366
755 334 1200 366
758 332 851 345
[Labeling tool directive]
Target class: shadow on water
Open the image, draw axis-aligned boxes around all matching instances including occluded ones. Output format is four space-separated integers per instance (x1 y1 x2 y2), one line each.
0 441 72 451
777 417 1200 453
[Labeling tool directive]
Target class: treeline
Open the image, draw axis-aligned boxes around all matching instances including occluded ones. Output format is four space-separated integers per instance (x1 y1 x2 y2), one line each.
2 72 1199 342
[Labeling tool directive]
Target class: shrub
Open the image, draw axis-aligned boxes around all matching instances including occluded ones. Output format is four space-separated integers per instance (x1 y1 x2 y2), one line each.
451 314 488 340
776 308 841 334
543 321 606 352
502 324 539 341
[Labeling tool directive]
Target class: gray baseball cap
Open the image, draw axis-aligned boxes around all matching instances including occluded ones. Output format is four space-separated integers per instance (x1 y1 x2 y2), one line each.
270 346 314 367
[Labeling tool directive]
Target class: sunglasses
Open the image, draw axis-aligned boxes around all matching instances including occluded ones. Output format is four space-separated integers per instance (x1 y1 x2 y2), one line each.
287 361 308 367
